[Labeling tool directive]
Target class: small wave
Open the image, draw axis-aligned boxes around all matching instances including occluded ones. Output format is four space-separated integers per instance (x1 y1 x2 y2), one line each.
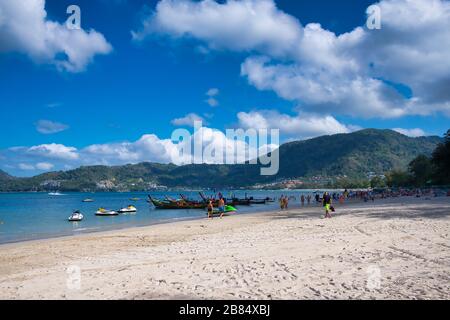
73 227 100 232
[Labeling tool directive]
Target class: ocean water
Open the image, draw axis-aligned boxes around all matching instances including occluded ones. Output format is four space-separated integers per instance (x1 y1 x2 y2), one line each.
0 190 323 244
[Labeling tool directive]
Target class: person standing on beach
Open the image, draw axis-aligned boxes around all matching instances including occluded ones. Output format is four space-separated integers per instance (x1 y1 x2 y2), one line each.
207 200 214 219
218 197 225 218
279 196 285 210
301 195 305 206
307 194 311 205
322 192 332 218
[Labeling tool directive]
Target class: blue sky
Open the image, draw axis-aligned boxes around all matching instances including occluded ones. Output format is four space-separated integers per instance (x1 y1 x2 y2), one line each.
1 0 449 176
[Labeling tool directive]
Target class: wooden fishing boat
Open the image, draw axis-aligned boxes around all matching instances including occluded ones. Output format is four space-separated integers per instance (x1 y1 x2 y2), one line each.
148 196 206 209
180 194 210 206
198 192 251 206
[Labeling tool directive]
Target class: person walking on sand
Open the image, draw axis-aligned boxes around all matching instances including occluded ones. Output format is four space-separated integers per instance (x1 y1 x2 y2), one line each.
301 194 305 206
323 192 332 219
218 197 225 219
307 194 311 205
207 200 214 219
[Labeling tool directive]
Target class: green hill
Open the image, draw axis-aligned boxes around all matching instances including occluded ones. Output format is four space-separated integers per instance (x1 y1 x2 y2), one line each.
0 129 442 191
0 170 13 181
277 129 441 178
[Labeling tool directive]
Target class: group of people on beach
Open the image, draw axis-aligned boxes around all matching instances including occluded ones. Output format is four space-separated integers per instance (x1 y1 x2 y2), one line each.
279 191 340 218
207 197 225 219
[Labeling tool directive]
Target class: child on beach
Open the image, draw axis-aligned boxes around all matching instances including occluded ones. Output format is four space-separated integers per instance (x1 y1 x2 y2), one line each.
207 200 214 219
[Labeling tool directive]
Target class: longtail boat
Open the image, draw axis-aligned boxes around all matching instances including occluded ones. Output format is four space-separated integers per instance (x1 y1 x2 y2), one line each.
199 192 251 206
180 194 208 206
148 195 206 209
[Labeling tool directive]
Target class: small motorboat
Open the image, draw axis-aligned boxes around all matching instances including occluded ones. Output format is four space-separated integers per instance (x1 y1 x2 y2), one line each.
130 197 141 201
118 205 137 214
82 198 94 203
95 208 119 216
68 211 84 222
49 192 65 196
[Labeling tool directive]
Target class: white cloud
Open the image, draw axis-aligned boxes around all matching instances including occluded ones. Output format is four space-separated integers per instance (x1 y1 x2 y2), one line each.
206 88 219 96
392 128 426 137
240 56 408 119
132 0 303 58
18 163 35 171
237 110 355 140
1 123 281 174
141 0 450 119
27 143 79 160
36 162 54 170
0 0 112 72
204 87 220 106
35 120 69 134
171 113 206 127
205 97 219 107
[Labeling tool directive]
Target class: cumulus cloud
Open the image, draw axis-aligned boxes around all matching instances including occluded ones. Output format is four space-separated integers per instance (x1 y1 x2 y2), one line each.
132 0 303 58
36 162 54 170
237 110 355 140
171 113 206 127
1 124 280 175
139 0 450 119
392 128 426 137
0 0 112 72
35 120 69 134
27 143 79 160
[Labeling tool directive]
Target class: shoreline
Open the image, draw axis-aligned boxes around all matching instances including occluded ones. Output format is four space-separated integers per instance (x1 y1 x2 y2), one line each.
1 196 449 300
0 197 373 248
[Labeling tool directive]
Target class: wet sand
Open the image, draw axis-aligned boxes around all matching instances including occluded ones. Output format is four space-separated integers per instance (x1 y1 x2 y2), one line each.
1 197 449 300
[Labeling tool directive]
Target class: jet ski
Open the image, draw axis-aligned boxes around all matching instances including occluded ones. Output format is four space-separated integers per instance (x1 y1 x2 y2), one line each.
95 208 119 216
68 210 84 222
118 205 137 214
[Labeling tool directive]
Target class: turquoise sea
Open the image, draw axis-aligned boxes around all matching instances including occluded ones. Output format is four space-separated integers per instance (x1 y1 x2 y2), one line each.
0 190 322 244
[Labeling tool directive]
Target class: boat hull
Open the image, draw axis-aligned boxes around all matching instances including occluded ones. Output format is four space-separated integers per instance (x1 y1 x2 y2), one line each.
95 212 119 216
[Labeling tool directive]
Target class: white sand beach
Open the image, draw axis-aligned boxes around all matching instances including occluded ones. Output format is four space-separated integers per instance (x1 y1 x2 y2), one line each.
0 197 449 300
